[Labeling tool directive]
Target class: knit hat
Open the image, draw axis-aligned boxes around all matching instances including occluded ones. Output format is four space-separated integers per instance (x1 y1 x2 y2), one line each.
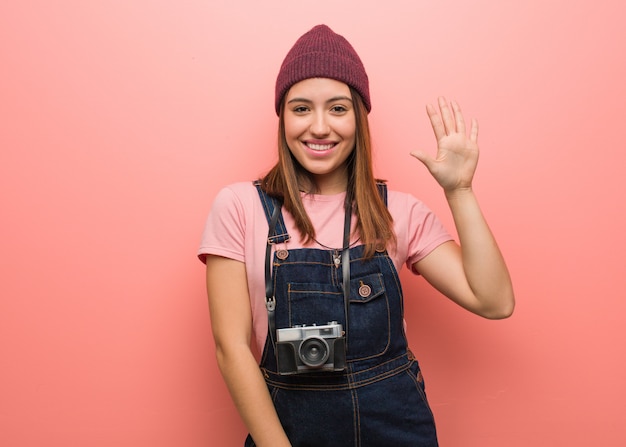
275 25 371 115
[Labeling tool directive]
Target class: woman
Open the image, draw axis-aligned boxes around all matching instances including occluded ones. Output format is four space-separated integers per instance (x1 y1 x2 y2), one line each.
199 24 514 447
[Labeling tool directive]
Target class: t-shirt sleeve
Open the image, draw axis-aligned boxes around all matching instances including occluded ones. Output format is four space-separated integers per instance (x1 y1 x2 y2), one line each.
402 194 454 274
197 185 247 264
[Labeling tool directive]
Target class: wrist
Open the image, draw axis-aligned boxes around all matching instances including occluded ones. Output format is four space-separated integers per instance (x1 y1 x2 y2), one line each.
444 186 474 201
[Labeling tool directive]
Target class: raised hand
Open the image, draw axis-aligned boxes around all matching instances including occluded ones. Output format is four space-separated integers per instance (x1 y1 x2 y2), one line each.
410 97 479 193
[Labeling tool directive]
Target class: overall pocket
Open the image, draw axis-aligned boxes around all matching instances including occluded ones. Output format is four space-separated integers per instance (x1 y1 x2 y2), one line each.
286 282 344 328
347 272 390 360
283 273 391 360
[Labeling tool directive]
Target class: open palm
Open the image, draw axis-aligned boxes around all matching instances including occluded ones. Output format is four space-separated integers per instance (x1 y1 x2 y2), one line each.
411 97 479 192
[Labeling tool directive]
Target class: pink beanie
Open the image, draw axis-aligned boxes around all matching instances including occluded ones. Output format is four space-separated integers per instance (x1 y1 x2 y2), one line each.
275 25 371 115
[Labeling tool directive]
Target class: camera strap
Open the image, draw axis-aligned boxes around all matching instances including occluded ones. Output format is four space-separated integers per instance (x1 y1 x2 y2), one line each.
341 195 352 353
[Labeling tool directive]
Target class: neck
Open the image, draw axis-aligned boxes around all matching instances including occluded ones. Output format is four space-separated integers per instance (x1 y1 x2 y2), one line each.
301 172 349 196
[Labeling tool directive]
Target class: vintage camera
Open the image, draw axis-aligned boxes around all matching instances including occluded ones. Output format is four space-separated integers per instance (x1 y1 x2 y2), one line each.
276 321 346 375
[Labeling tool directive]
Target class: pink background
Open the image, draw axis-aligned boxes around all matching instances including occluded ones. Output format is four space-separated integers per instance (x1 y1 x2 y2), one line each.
2 1 625 446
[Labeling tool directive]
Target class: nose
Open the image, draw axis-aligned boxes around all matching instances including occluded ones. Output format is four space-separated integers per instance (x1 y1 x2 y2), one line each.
309 111 330 137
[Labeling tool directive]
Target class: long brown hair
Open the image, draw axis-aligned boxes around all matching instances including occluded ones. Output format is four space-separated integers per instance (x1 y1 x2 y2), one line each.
260 87 395 258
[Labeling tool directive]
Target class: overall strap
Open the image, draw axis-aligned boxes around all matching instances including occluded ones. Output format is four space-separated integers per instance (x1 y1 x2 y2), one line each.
253 181 290 244
253 181 289 348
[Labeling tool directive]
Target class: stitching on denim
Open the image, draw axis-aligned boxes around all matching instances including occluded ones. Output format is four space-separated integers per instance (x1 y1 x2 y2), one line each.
349 273 385 303
265 362 411 391
288 289 342 295
351 388 361 447
379 251 404 302
264 353 413 390
270 385 280 402
346 271 392 362
255 182 290 244
287 282 292 327
277 259 342 266
406 362 435 419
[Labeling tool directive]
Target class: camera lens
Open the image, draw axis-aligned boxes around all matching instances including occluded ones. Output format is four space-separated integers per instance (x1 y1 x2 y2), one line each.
298 337 330 368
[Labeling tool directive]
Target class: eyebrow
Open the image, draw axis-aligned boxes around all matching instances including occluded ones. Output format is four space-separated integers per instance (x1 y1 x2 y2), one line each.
287 95 353 104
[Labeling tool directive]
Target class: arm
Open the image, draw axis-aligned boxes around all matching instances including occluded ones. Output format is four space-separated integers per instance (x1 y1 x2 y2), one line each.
206 255 291 446
411 97 514 319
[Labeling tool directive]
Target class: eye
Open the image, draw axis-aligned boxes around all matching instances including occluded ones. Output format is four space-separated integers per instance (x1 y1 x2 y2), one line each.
292 105 310 113
330 105 349 114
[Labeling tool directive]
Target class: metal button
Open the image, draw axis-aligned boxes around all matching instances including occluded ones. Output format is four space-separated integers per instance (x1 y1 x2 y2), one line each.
276 249 289 260
358 284 372 298
375 243 386 252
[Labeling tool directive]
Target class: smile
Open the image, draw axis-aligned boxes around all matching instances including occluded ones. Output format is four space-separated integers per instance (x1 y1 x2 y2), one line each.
305 142 336 151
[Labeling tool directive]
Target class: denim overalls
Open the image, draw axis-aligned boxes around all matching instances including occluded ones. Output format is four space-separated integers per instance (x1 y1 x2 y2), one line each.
245 185 438 447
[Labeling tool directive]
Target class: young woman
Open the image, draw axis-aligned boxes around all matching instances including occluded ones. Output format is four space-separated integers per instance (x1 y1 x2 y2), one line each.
199 24 514 447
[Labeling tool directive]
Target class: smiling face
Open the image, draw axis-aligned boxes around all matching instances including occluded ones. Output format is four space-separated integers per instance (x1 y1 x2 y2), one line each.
283 78 357 195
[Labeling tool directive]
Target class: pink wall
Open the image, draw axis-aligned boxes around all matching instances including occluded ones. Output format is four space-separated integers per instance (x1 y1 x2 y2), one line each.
2 1 625 445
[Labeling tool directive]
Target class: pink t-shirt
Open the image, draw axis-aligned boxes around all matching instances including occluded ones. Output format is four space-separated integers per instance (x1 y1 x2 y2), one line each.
198 181 453 357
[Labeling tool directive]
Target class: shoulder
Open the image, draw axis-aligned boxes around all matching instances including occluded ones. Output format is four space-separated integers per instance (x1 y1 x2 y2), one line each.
206 181 267 230
198 181 265 263
384 188 453 270
216 181 259 200
386 188 449 239
386 189 433 219
212 181 260 210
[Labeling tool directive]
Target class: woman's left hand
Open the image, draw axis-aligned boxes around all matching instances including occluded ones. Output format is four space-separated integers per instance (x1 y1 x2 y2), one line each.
410 97 479 193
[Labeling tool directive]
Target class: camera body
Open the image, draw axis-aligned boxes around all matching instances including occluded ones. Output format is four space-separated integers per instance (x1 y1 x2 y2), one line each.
276 321 346 375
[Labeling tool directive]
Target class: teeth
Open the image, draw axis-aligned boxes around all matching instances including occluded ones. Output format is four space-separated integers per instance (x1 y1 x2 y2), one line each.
307 143 334 151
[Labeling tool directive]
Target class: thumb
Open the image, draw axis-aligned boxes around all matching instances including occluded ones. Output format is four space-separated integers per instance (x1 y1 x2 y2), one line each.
410 150 433 170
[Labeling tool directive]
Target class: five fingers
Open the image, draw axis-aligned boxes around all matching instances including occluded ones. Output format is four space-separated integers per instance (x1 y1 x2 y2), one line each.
427 97 478 143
